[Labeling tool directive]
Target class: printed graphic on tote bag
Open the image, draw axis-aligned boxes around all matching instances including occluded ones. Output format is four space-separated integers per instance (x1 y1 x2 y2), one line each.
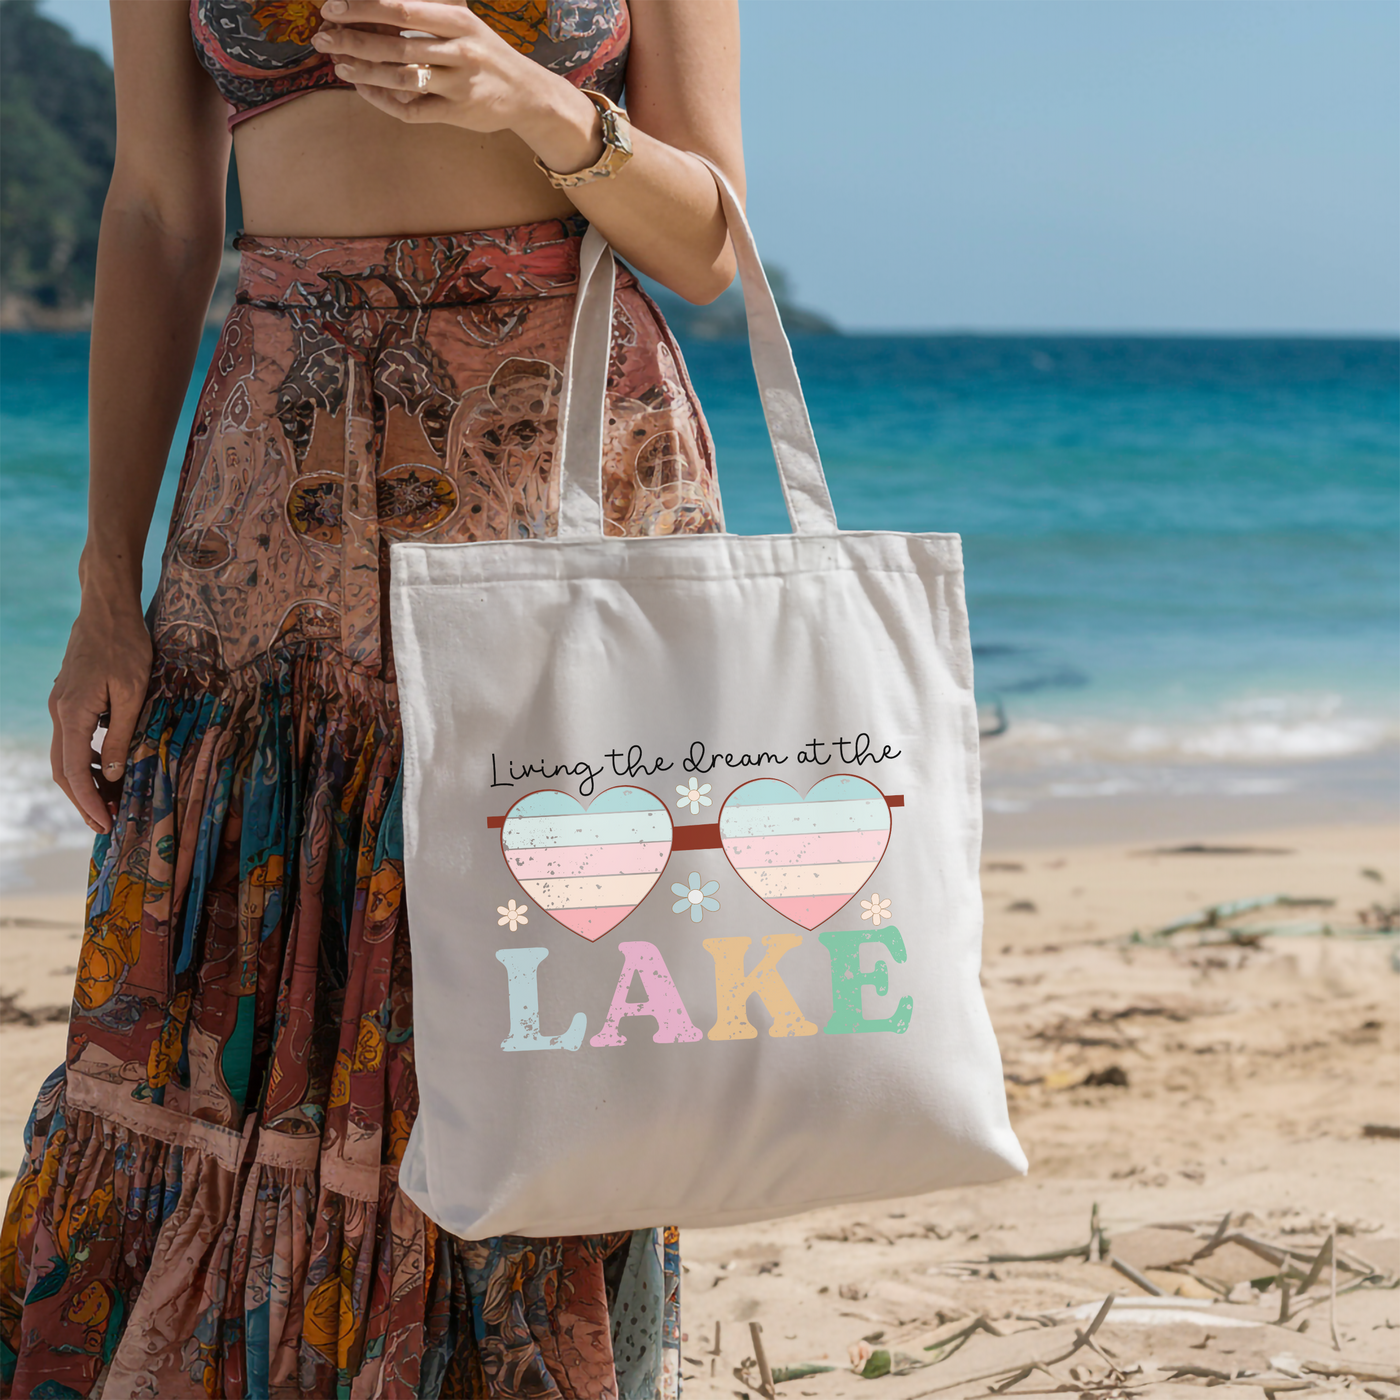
718 775 891 930
500 786 674 941
485 748 914 1052
496 771 899 937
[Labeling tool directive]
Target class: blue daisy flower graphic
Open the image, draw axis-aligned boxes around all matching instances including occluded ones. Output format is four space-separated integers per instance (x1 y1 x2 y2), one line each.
671 871 720 923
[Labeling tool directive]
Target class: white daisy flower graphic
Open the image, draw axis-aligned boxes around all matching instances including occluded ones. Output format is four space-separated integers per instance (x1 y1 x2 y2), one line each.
675 781 713 816
860 893 892 928
497 898 529 932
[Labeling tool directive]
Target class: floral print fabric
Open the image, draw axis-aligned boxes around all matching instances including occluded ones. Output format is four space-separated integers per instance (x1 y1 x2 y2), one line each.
0 214 719 1397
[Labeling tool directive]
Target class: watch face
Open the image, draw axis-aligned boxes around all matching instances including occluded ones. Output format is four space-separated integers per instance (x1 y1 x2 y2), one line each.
602 110 633 158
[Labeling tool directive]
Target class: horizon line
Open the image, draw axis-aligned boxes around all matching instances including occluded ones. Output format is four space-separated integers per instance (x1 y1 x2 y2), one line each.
2 325 1397 344
800 326 1400 341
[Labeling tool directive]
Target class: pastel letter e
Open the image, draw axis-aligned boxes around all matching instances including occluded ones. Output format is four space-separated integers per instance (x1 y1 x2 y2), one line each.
818 927 914 1034
495 947 587 1051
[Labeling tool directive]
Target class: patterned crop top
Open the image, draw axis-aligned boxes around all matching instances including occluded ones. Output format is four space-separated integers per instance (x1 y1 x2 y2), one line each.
191 0 630 129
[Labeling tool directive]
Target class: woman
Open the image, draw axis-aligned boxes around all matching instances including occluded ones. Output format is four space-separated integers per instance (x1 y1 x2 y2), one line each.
0 0 740 1393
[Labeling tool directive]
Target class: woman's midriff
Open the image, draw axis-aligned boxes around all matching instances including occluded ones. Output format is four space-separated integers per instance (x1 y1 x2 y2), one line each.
233 91 584 237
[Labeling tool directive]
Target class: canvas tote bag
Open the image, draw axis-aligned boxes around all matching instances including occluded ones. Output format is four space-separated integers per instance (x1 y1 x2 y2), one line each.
389 155 1026 1239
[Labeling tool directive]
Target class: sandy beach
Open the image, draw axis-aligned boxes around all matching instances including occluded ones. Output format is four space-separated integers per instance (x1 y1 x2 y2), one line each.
675 819 1399 1399
2 815 1396 1396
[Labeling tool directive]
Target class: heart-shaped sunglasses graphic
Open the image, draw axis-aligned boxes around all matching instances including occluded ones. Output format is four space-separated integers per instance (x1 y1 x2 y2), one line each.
717 775 892 930
500 786 673 941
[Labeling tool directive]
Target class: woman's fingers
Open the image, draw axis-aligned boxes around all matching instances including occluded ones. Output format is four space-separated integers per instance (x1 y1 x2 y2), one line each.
317 22 457 98
347 81 450 117
332 56 437 93
98 683 144 819
312 23 448 65
318 0 481 40
47 610 151 837
50 687 111 833
48 714 82 822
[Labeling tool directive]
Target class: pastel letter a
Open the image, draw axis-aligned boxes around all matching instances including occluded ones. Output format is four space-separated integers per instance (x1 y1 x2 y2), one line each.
703 934 818 1040
818 927 914 1034
495 947 587 1051
589 941 703 1047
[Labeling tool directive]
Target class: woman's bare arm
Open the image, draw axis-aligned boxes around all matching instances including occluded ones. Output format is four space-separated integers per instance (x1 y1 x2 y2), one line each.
312 0 744 303
50 0 230 832
542 0 744 300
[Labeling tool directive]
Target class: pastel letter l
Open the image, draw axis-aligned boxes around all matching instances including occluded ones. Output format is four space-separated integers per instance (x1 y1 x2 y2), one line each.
703 934 818 1040
818 927 914 1034
495 947 587 1051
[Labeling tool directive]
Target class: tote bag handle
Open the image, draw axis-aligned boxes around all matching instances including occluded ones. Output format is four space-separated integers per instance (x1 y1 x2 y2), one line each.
555 152 840 540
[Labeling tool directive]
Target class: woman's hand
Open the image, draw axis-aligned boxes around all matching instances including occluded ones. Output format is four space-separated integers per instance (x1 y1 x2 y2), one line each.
309 0 743 305
311 0 605 173
49 597 153 835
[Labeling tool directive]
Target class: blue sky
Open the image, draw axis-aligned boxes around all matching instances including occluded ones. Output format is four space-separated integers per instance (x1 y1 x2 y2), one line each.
41 0 1400 334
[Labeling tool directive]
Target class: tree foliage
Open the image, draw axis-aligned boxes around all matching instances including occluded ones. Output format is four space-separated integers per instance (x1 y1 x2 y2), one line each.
0 0 117 306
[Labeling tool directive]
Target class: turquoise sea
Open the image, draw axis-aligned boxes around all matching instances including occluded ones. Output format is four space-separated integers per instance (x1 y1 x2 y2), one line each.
2 330 1397 868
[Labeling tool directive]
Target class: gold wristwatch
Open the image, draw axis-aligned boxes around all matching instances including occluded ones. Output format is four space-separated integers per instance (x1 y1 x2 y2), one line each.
533 89 634 189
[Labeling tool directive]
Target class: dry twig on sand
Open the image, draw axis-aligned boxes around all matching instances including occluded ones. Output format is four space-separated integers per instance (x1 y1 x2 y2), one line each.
901 1293 1118 1398
1109 1256 1164 1296
1302 1360 1400 1385
733 1323 778 1400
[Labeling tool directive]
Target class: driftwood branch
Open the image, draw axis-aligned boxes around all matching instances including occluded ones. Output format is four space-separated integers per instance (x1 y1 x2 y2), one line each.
903 1294 1117 1399
1110 1256 1164 1296
1302 1360 1400 1385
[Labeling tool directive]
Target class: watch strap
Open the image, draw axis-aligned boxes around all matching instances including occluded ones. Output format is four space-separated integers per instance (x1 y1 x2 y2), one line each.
533 90 633 189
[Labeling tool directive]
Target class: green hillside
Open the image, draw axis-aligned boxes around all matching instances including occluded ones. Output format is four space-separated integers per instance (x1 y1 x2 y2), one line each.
0 2 831 335
638 263 838 340
0 0 116 310
0 2 244 323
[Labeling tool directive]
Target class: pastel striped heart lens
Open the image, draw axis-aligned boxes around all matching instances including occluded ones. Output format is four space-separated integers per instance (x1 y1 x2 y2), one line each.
719 776 891 930
501 787 673 941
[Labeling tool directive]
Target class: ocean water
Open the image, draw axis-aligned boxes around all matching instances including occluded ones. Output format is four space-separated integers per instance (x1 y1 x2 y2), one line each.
2 331 1396 870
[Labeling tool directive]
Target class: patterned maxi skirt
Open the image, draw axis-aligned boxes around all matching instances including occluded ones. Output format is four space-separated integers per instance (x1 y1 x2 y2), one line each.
0 214 725 1398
